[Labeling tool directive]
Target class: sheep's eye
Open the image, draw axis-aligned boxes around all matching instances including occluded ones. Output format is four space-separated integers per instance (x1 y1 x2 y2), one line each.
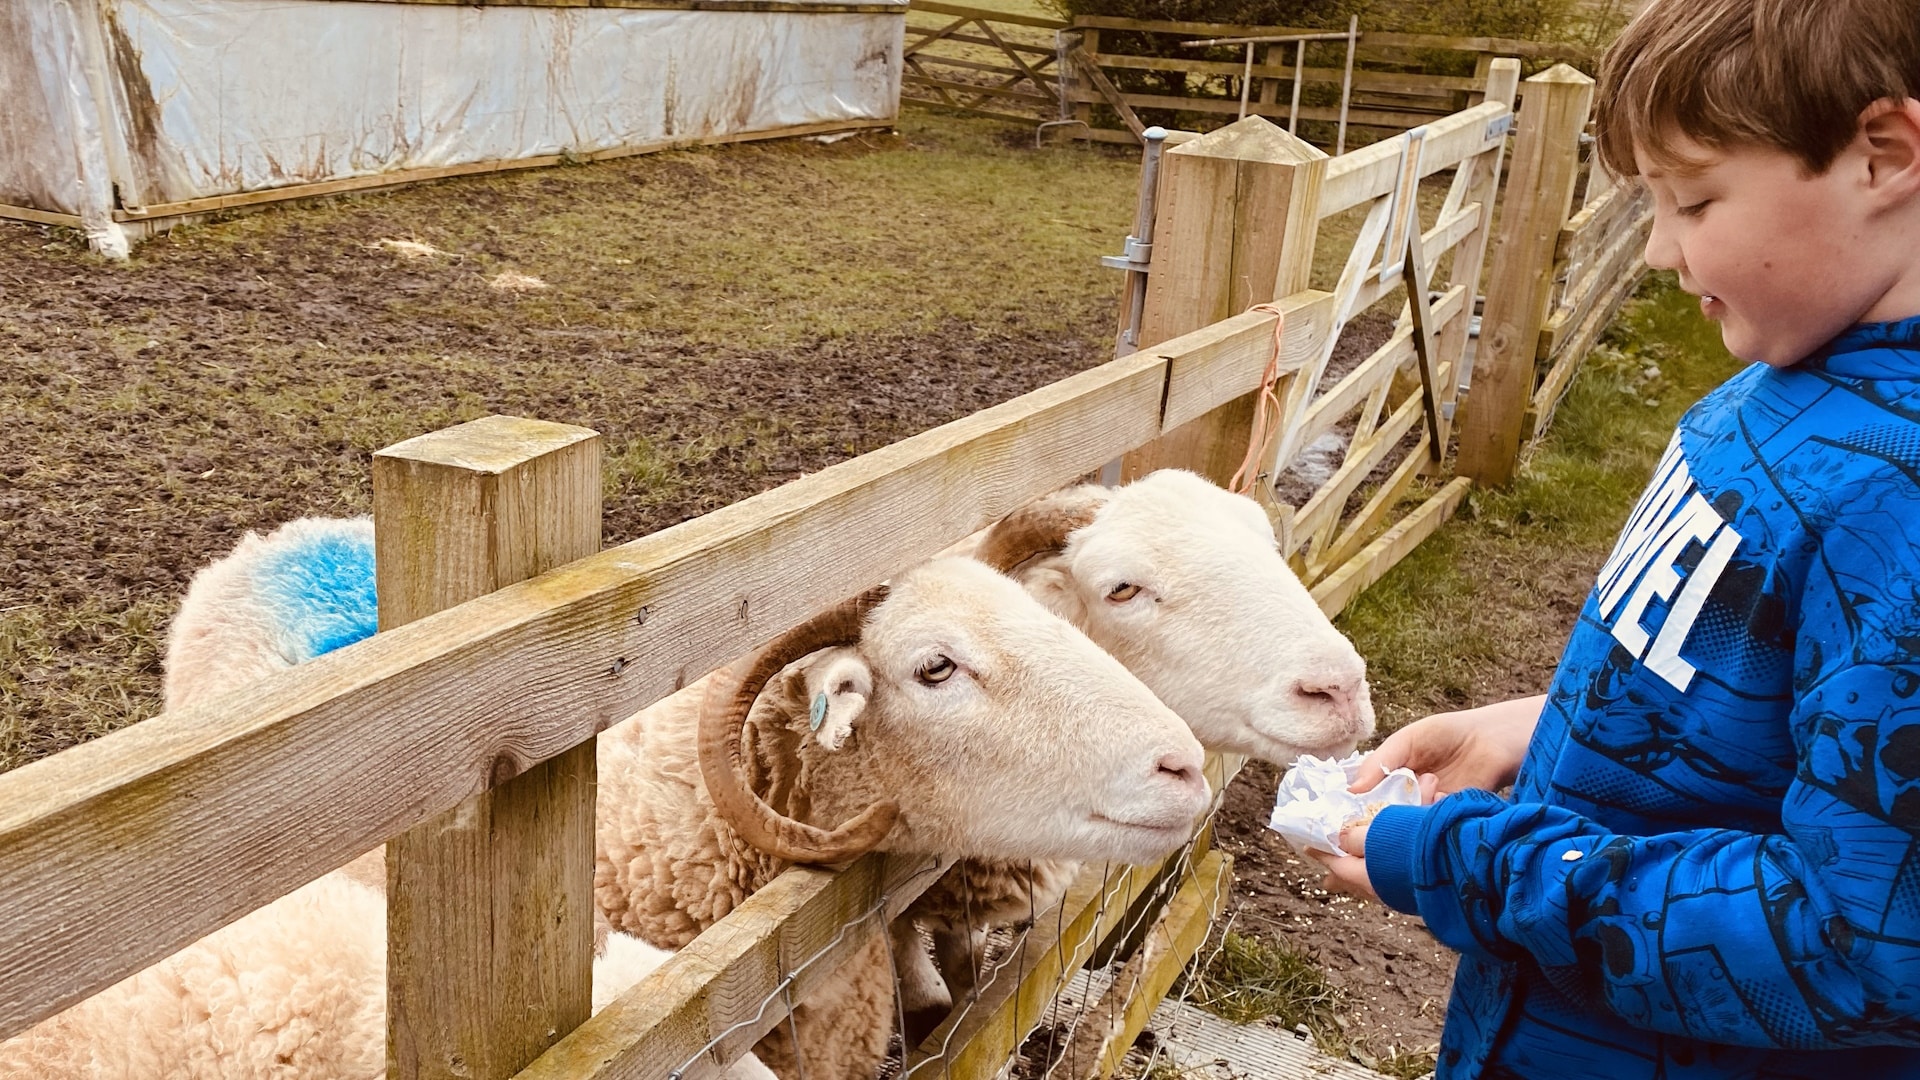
1107 583 1143 603
917 656 957 685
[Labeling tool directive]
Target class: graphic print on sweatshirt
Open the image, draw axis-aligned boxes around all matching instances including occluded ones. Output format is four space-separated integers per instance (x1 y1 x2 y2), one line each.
1591 432 1744 692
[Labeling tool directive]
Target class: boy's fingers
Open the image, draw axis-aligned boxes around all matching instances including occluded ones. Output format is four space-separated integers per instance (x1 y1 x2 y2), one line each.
1338 822 1369 858
1419 772 1441 803
1348 743 1406 793
1313 852 1378 901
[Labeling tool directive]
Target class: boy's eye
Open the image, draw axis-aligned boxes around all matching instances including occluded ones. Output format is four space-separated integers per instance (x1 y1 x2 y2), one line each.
1675 200 1711 218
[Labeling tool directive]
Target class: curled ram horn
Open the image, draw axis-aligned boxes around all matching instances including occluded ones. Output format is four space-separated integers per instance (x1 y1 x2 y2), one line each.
974 486 1110 573
698 587 899 865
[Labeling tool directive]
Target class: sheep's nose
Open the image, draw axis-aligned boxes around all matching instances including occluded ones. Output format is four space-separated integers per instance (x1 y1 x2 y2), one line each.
1295 670 1372 736
1154 750 1208 797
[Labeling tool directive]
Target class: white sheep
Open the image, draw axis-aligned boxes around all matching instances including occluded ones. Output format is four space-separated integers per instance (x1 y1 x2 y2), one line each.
596 559 1211 1078
161 515 378 713
890 469 1377 1040
0 855 775 1080
12 524 1211 1080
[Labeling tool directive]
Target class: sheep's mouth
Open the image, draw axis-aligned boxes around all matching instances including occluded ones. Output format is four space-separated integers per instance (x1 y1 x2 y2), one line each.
1089 811 1193 837
1244 729 1361 767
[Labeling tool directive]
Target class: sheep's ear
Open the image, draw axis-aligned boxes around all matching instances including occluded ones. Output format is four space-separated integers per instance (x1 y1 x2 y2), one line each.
794 649 874 751
1021 564 1089 625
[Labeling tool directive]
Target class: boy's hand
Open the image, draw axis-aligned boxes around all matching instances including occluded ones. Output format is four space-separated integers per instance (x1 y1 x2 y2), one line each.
1311 822 1376 901
1348 694 1545 799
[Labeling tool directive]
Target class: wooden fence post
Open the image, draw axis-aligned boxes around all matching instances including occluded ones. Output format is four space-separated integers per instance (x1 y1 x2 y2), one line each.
376 415 603 1080
1119 116 1327 487
1427 57 1521 456
1455 63 1593 487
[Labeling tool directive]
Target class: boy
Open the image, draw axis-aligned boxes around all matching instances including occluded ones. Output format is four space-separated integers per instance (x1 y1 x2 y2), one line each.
1313 1 1920 1076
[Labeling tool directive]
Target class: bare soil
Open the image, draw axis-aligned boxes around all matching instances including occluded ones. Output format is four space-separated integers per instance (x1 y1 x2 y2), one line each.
0 231 1112 763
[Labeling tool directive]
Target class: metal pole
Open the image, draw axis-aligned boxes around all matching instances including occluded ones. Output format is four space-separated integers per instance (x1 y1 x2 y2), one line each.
1336 15 1357 154
1238 42 1254 120
1036 30 1091 145
1288 38 1305 134
1102 126 1169 356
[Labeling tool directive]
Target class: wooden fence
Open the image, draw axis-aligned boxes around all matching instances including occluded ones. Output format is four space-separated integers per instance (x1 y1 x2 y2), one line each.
0 62 1642 1080
901 0 1594 146
1525 166 1654 441
1452 68 1654 485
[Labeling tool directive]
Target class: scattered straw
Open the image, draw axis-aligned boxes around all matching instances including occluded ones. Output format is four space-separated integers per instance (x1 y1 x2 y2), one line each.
489 270 549 293
371 238 449 260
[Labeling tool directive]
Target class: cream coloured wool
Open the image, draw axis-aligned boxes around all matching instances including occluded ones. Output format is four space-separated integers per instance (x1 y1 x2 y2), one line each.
0 872 388 1080
0 855 775 1080
162 516 377 714
0 516 786 1080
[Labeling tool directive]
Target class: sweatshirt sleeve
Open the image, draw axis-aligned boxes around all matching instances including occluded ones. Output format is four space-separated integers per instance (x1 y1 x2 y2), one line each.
1364 509 1920 1050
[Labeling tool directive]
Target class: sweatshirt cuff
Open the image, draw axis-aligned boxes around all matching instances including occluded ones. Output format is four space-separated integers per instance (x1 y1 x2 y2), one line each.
1363 803 1427 916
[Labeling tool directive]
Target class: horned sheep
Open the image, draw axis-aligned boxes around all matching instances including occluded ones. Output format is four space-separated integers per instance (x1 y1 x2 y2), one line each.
6 520 1212 1080
891 469 1376 1037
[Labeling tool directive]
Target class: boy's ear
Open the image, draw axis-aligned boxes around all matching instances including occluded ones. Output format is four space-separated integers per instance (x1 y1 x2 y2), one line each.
1858 98 1920 205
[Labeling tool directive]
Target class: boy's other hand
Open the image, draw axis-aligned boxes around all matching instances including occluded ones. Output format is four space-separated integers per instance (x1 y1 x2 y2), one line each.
1311 822 1377 901
1348 694 1546 799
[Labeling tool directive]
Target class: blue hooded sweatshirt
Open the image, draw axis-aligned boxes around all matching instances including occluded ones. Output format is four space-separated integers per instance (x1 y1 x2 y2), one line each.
1366 315 1920 1078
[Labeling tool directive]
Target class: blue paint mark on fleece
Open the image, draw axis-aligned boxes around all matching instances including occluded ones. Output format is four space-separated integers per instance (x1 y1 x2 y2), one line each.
255 530 379 662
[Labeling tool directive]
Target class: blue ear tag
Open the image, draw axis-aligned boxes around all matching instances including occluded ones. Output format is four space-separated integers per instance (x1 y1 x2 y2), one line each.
810 692 829 732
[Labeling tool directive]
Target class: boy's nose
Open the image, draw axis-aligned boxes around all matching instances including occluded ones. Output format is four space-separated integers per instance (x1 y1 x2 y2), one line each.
1643 216 1685 274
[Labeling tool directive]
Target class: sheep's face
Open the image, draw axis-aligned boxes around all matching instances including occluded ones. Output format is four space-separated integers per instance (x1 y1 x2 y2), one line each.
793 558 1210 867
1019 471 1374 765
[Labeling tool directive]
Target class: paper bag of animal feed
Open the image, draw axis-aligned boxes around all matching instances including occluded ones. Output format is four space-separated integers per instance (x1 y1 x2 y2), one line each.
1266 753 1422 858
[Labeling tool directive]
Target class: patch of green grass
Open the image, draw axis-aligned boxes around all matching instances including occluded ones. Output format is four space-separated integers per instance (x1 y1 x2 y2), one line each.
1174 931 1436 1077
1181 931 1347 1030
1336 271 1746 732
164 113 1142 351
0 597 171 771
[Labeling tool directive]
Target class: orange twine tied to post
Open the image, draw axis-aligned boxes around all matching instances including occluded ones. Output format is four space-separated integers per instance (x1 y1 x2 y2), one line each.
1228 303 1287 497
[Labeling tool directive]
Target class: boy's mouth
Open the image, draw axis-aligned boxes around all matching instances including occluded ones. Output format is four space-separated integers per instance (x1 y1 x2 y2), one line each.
1700 293 1724 319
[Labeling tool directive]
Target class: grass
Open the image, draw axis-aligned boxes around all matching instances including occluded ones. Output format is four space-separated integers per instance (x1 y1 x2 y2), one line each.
1173 931 1436 1079
1336 272 1743 733
1180 930 1346 1029
0 598 172 767
149 115 1142 352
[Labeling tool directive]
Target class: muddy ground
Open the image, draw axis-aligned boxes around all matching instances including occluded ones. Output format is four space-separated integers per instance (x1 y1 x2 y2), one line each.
0 117 1602 1072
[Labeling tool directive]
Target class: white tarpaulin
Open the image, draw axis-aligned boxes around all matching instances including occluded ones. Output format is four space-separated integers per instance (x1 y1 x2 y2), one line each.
0 0 123 250
0 0 902 250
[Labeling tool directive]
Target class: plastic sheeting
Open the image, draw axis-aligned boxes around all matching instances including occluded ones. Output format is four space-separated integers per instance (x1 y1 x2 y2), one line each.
0 0 120 237
0 0 902 246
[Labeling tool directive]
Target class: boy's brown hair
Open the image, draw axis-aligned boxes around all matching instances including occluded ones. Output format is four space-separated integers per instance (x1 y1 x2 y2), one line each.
1594 0 1920 177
